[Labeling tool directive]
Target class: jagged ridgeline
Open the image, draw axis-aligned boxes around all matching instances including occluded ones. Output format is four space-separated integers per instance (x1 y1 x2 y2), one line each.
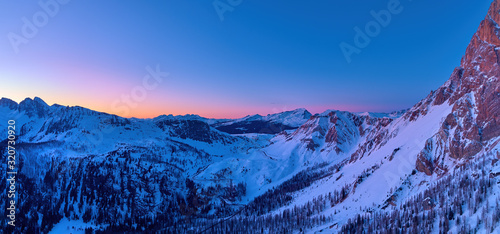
2 0 500 233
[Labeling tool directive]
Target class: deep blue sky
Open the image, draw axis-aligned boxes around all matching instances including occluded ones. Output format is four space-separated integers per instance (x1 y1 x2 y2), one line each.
0 0 493 118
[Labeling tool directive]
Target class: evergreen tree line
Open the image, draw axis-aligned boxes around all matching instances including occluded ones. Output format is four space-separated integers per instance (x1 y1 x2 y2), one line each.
341 151 500 233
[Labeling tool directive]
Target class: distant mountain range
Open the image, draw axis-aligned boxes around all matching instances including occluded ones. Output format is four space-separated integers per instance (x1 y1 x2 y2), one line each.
3 1 500 233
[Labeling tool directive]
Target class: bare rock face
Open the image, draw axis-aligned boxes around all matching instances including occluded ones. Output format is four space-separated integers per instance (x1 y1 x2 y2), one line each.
422 197 436 211
287 110 397 156
452 0 500 142
290 1 500 174
413 0 500 168
433 67 463 106
349 127 390 163
415 139 435 176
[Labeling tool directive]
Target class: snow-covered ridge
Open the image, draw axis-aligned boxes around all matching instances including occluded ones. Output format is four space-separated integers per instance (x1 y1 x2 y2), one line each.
4 1 500 232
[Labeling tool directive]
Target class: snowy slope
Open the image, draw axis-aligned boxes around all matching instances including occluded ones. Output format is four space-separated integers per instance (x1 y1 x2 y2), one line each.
4 1 500 233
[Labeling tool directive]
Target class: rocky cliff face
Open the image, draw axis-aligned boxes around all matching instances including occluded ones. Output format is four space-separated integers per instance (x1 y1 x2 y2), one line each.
281 110 398 156
411 0 500 173
3 2 500 233
332 0 500 175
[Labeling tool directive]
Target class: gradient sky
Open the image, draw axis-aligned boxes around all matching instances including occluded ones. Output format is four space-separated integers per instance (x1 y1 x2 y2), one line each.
0 0 493 118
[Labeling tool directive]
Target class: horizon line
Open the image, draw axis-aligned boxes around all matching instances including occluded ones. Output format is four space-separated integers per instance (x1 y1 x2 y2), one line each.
1 96 412 120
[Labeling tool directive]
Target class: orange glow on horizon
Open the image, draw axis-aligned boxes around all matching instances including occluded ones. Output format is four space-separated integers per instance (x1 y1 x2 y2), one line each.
3 93 406 120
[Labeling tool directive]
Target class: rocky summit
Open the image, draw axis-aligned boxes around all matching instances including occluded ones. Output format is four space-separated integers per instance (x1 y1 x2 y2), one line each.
2 1 500 233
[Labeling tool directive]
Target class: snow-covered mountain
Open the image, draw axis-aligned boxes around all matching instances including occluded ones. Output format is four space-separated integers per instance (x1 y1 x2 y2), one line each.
3 1 500 233
212 108 312 134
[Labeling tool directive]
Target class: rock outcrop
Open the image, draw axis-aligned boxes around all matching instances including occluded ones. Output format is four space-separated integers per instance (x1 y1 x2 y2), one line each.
414 0 500 173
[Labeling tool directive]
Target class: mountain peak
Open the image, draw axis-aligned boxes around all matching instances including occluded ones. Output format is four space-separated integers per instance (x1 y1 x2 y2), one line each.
20 97 49 107
487 0 500 34
287 108 309 114
19 97 50 117
0 97 18 110
33 96 49 106
402 0 500 160
461 1 500 70
455 0 500 142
